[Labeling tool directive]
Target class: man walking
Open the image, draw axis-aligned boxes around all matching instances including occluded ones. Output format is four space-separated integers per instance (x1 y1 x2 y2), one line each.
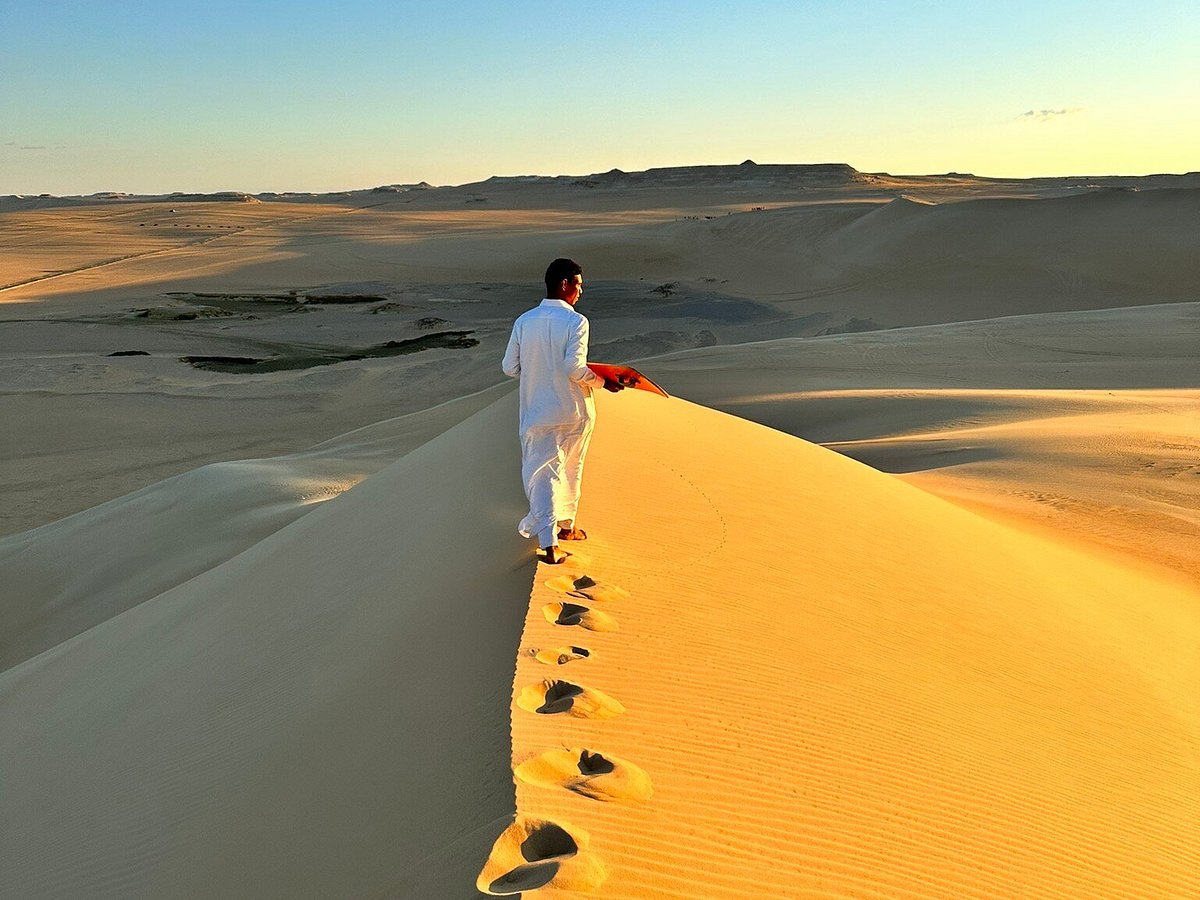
502 258 622 564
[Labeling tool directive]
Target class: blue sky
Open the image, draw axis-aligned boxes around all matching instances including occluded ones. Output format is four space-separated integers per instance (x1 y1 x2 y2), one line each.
1 0 1196 193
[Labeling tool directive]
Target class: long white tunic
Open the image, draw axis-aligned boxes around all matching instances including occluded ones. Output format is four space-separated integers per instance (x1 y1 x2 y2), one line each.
501 298 605 434
502 298 605 546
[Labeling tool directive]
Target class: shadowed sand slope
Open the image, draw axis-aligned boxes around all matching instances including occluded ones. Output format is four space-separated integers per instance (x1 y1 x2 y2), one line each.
0 382 511 672
501 391 1198 898
0 394 532 900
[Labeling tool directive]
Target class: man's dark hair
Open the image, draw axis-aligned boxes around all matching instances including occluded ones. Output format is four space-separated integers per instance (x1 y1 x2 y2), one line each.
545 258 583 296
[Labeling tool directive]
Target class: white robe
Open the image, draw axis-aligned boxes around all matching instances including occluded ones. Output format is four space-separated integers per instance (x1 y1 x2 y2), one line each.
516 421 594 549
502 298 605 547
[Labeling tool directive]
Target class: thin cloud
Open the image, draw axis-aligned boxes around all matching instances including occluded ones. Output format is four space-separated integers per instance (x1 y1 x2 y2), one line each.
19 145 48 151
1018 108 1083 121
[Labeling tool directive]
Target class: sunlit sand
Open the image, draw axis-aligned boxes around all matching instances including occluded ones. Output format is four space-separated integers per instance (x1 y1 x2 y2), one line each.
2 164 1196 897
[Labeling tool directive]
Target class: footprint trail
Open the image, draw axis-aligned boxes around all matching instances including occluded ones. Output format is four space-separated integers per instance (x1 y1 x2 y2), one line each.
482 543 648 893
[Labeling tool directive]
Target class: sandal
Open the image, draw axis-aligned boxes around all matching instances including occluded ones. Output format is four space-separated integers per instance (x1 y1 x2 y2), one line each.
557 527 588 541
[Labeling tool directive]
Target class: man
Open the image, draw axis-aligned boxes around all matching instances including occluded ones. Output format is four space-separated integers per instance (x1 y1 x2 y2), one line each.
502 258 623 564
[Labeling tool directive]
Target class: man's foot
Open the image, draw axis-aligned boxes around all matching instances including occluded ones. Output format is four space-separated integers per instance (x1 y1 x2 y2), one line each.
557 526 588 541
537 547 573 565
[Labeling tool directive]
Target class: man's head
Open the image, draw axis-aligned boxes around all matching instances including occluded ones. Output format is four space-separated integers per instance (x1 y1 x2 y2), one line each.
545 257 584 306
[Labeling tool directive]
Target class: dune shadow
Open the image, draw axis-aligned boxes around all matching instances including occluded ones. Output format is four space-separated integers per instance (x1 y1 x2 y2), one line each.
833 442 1005 474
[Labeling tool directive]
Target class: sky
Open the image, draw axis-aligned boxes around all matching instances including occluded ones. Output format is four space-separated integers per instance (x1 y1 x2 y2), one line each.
1 0 1197 193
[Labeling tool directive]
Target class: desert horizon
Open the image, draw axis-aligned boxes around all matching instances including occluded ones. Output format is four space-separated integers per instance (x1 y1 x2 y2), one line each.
5 157 1200 203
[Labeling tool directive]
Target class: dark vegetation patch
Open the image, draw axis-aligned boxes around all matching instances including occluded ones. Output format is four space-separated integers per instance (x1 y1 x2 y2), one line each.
304 294 388 304
183 356 262 369
816 317 880 336
180 330 478 373
128 305 234 320
167 291 299 304
107 350 151 356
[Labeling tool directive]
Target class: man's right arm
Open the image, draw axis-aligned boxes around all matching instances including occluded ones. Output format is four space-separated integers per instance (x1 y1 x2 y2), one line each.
501 323 521 378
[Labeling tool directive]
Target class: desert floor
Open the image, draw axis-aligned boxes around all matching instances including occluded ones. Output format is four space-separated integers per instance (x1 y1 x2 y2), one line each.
2 166 1197 898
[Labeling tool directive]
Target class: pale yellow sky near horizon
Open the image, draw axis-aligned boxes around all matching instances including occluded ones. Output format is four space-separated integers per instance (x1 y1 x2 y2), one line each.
2 1 1196 193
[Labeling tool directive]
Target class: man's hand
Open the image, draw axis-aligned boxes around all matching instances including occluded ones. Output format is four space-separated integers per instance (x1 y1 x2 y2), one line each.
603 379 625 393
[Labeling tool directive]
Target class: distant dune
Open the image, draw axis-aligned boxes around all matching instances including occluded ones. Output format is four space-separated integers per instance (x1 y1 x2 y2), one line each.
651 302 1200 586
5 161 1198 211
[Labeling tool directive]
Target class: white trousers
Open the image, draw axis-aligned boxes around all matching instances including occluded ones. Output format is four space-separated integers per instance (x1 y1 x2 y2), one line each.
517 420 594 549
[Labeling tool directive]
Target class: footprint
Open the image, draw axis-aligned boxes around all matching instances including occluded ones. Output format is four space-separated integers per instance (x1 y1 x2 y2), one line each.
476 816 606 895
517 679 625 719
530 645 592 666
545 573 630 603
542 602 618 632
539 549 591 570
515 748 653 803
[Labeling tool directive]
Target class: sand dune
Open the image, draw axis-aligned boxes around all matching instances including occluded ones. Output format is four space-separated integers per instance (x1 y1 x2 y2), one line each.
1 393 532 899
5 180 1195 318
3 166 1197 898
493 391 1198 898
649 302 1200 585
3 184 1195 538
5 388 1196 897
891 393 1199 586
0 382 508 670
